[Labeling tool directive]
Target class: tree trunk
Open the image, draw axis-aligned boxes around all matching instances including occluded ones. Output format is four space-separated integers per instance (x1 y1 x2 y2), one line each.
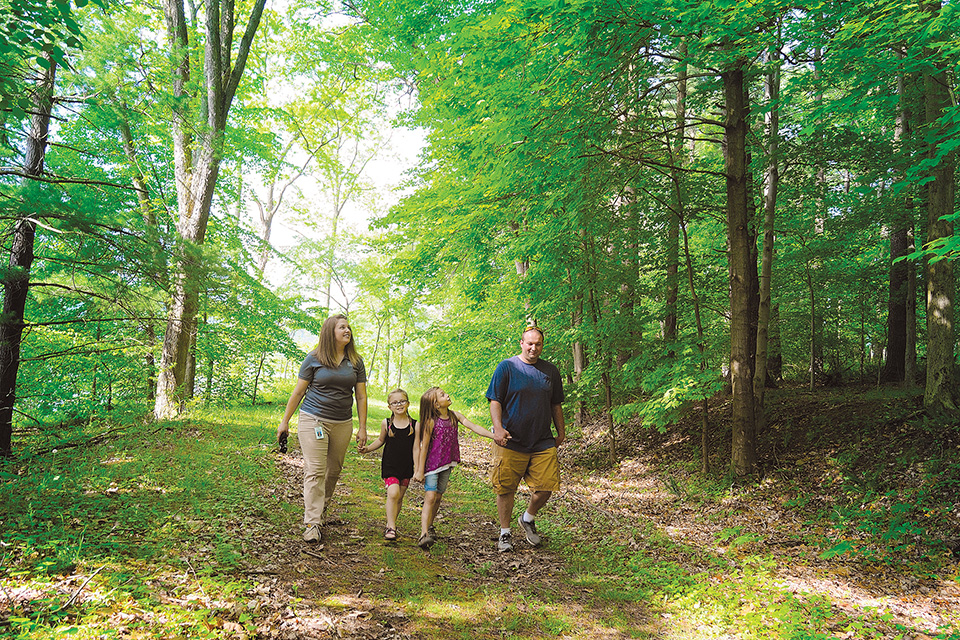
768 303 782 383
921 1 957 414
882 67 917 384
205 356 214 404
602 369 615 465
904 226 918 388
880 225 909 383
671 42 711 473
154 0 267 419
664 39 686 352
571 293 586 429
324 200 344 312
118 114 162 399
679 215 710 474
383 316 391 393
723 63 757 477
252 351 266 405
806 259 816 391
755 44 780 435
0 59 56 457
618 186 639 367
396 320 407 388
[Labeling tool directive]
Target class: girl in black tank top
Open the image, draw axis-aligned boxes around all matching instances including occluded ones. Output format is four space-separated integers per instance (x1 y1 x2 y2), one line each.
359 389 421 540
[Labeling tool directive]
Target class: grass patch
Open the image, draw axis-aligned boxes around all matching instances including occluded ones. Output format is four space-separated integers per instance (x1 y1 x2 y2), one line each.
1 407 286 638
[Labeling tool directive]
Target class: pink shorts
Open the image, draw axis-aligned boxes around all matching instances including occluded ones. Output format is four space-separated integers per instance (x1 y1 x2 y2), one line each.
384 477 410 488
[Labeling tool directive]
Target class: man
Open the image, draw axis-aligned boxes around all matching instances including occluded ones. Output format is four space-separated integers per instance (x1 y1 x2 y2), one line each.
486 326 565 552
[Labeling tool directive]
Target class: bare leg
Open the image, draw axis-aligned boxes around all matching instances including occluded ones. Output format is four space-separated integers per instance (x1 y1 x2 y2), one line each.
496 492 516 528
386 483 404 530
421 490 440 536
526 490 551 517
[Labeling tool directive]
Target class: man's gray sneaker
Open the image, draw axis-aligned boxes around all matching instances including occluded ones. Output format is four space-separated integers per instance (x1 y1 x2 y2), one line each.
497 531 514 552
302 524 321 543
517 515 541 546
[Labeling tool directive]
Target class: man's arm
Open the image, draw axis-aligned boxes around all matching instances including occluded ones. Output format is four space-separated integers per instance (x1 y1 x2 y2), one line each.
551 403 565 447
489 400 510 447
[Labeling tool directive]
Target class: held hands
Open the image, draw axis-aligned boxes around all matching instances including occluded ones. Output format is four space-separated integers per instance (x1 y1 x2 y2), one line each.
493 425 512 448
355 428 367 450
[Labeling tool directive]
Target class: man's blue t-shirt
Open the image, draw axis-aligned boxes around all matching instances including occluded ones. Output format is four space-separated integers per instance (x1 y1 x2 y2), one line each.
298 353 367 422
485 356 564 453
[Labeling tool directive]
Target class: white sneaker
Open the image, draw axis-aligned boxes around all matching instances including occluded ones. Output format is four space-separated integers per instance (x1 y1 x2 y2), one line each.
302 524 321 543
497 531 514 552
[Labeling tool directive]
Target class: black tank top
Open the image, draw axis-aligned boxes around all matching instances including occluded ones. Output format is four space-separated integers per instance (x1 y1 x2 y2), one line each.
381 417 417 480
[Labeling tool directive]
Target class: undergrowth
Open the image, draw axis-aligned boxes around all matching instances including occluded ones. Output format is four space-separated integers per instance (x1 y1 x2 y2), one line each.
1 388 958 639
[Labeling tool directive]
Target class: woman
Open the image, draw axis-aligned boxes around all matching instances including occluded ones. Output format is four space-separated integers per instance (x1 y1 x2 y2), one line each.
278 314 368 543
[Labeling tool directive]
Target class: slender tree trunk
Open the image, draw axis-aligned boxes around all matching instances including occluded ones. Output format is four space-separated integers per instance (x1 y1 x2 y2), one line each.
118 115 162 400
251 351 266 405
809 44 825 383
619 187 639 367
602 369 615 464
383 316 391 394
0 59 56 457
768 303 782 383
664 40 686 352
396 320 407 388
205 356 214 405
723 62 757 477
571 292 586 429
670 42 711 472
904 226 918 388
806 259 816 391
367 313 387 377
860 294 867 382
324 201 344 311
185 317 198 401
755 43 780 435
146 324 157 400
679 215 711 473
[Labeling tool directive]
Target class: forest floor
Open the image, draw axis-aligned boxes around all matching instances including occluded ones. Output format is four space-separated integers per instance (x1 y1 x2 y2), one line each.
2 384 959 639
213 384 960 639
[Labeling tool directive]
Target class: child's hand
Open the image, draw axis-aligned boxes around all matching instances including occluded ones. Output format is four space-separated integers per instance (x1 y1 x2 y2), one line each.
413 471 424 483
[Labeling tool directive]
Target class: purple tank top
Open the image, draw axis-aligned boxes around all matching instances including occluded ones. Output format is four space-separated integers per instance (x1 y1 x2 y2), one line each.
424 415 460 474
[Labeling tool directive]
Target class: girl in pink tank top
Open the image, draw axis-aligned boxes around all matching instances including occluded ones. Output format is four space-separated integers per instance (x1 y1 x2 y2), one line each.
414 386 494 549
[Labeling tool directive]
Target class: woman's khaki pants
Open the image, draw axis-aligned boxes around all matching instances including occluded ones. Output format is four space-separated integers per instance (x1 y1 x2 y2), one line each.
297 413 354 526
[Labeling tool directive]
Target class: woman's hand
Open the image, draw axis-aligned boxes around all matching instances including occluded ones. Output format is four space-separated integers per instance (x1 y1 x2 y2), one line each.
355 427 368 450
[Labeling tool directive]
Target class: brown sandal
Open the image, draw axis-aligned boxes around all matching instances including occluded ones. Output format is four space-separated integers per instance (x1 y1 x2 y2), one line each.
384 528 397 541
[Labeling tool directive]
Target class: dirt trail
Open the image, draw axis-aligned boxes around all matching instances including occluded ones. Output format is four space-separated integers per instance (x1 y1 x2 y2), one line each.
231 438 659 639
232 429 959 639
